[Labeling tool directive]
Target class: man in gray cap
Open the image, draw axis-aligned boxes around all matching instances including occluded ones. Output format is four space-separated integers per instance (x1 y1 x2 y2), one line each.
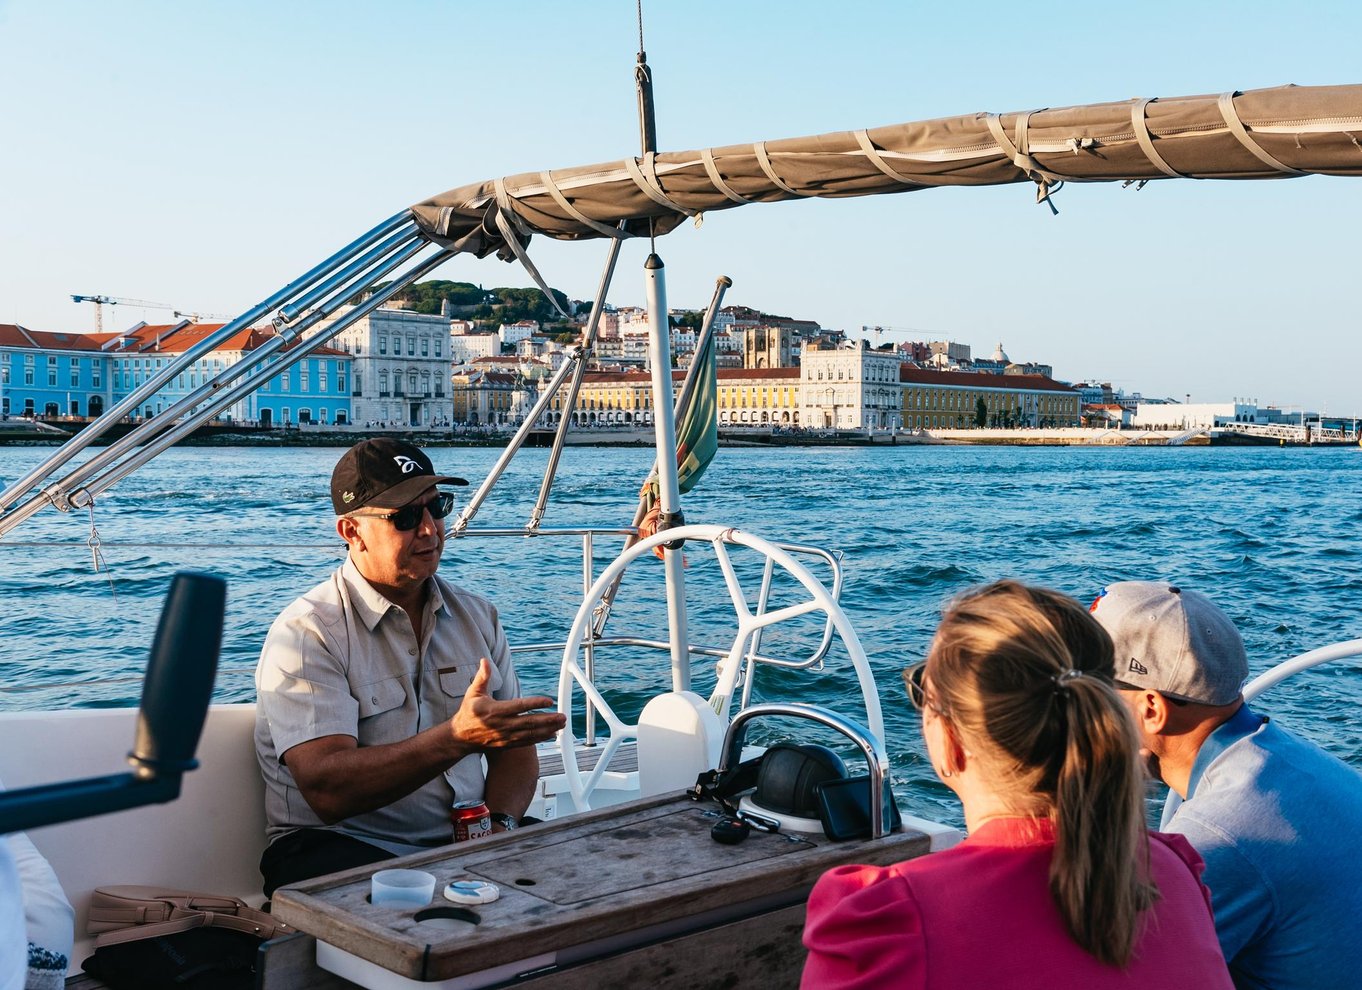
255 439 566 896
1091 581 1362 990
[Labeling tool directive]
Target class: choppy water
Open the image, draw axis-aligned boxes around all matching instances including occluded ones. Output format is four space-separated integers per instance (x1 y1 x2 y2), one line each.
2 443 1360 825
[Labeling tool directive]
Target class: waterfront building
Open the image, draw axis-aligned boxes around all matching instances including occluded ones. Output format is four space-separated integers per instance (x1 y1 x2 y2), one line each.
899 367 1080 429
321 304 452 427
536 367 803 428
1 324 109 420
800 342 903 430
1 321 353 427
1131 400 1262 430
450 368 526 427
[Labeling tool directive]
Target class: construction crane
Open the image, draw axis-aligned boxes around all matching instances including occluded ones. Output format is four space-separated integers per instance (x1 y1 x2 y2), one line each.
70 294 231 332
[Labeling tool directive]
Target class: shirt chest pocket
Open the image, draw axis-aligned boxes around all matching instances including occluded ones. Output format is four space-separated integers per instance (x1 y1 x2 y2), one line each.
356 675 407 723
437 661 503 717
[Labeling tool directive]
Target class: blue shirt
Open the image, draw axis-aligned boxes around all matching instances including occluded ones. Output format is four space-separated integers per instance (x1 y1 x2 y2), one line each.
1163 704 1362 990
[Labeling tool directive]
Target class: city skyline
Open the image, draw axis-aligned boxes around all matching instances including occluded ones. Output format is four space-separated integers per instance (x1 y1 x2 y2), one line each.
1 1 1358 412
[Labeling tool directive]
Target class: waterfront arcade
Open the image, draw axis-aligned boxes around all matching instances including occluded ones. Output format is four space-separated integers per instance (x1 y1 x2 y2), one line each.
899 367 1080 429
536 368 806 429
532 357 1079 432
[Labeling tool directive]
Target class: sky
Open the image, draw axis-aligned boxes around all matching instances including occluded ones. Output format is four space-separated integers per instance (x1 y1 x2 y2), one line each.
1 0 1358 412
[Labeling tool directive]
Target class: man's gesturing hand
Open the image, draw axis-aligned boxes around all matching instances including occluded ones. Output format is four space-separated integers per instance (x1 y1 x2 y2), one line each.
450 658 567 750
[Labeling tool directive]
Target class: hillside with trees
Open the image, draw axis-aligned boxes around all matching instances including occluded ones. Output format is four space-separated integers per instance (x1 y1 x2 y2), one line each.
373 279 583 329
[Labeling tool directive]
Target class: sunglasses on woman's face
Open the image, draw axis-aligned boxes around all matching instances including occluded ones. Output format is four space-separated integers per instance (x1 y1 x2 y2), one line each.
357 492 456 532
903 661 929 711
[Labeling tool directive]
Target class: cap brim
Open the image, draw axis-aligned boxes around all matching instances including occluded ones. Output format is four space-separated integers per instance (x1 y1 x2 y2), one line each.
366 473 468 510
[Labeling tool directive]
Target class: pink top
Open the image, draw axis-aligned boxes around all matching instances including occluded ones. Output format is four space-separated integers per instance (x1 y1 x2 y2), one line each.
801 818 1232 990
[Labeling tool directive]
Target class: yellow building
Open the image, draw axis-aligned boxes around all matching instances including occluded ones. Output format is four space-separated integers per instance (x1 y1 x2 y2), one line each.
534 364 1078 431
900 368 1079 429
539 368 803 427
450 369 522 427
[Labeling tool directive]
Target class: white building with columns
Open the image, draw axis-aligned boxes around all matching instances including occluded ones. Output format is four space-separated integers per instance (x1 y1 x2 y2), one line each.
799 341 903 430
318 304 453 427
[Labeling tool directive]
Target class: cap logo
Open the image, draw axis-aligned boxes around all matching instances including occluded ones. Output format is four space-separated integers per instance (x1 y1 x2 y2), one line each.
1089 588 1108 613
1127 658 1149 675
342 491 356 504
393 455 420 474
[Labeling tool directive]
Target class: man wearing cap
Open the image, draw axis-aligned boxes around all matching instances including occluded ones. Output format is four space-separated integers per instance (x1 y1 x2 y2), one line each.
254 439 566 896
1091 581 1362 990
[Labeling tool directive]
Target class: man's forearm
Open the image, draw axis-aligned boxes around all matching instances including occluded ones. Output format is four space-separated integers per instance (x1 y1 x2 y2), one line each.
287 726 476 824
484 745 542 821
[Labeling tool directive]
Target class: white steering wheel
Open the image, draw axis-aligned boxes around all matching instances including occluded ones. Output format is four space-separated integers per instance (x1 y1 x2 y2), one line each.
556 524 883 810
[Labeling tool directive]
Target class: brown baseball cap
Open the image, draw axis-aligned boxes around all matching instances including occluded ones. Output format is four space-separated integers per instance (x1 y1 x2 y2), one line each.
330 438 467 515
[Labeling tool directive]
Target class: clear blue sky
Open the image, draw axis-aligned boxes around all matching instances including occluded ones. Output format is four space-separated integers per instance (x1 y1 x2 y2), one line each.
1 1 1358 412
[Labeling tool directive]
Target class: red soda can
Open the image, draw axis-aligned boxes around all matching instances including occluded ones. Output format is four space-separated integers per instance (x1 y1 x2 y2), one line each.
452 800 492 842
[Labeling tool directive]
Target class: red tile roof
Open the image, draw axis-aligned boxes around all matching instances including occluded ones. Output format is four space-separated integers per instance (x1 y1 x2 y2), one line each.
95 323 347 357
899 366 1077 394
580 367 801 384
0 324 110 350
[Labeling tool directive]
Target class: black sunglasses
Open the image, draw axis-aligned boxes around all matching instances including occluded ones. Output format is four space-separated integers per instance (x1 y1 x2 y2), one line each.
357 492 456 531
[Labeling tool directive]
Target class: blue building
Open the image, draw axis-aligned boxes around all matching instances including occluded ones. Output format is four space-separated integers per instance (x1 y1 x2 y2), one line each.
0 321 352 427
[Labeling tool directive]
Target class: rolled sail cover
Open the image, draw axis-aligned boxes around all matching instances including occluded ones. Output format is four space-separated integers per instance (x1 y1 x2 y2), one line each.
411 83 1362 257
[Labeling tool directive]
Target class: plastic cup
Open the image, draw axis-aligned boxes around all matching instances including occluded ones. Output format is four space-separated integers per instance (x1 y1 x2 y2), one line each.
371 869 436 907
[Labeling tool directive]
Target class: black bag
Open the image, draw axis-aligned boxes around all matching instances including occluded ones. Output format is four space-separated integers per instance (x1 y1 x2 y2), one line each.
82 926 261 990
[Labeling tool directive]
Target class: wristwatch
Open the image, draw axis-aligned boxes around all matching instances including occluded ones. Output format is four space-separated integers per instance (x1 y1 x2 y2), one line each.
490 812 519 831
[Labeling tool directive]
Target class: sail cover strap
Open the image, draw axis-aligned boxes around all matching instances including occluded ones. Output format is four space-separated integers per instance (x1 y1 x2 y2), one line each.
540 170 634 238
494 178 573 320
625 152 699 216
701 147 756 204
754 142 811 196
1131 98 1185 178
1217 91 1307 176
854 130 919 184
985 111 1068 212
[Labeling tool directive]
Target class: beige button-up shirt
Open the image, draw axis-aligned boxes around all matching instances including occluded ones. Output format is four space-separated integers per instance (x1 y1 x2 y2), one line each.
254 557 520 854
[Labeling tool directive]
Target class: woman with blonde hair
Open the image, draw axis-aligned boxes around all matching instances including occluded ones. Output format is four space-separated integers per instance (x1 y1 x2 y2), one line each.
801 581 1231 989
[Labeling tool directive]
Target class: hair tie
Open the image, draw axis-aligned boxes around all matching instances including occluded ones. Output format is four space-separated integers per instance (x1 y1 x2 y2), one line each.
1053 668 1083 695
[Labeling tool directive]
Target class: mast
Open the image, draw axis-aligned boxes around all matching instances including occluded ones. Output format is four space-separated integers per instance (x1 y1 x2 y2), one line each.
634 18 691 689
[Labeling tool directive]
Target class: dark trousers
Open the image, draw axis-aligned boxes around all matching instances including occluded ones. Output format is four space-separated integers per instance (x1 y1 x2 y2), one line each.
260 828 395 898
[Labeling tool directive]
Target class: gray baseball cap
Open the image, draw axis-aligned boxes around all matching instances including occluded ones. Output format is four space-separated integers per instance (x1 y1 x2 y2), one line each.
1089 582 1248 705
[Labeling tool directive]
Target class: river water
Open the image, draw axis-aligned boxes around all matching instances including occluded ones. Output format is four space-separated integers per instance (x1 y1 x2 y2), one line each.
2 443 1360 824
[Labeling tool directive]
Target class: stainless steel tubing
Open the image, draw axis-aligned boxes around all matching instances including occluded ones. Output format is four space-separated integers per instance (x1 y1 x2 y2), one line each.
583 531 597 746
0 211 415 516
61 247 453 508
718 702 891 839
33 237 433 512
449 353 582 535
277 225 423 324
527 232 625 531
590 275 730 638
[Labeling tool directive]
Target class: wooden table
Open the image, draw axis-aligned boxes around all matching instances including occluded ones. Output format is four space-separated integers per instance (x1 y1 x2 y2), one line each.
271 792 932 988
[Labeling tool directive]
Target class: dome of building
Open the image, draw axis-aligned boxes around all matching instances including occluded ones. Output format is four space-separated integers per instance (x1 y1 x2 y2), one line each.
992 341 1009 362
